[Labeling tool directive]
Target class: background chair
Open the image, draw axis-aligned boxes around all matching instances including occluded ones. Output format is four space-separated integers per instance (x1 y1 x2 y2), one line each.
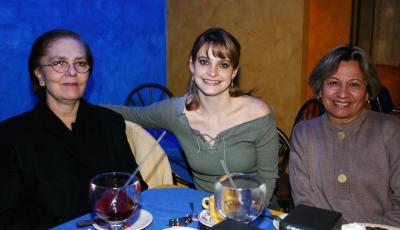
124 82 175 138
277 98 324 211
124 120 173 188
292 98 325 134
124 83 194 187
273 127 293 212
124 83 174 107
370 86 400 114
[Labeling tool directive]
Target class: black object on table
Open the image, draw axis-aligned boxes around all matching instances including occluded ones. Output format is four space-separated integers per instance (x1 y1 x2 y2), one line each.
279 204 342 230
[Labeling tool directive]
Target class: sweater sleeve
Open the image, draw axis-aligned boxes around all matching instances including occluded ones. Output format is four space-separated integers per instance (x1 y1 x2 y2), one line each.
254 113 279 205
377 118 400 226
0 126 34 228
289 122 317 207
102 98 178 131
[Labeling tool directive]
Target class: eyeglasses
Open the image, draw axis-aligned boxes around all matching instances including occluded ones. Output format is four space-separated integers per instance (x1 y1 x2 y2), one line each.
40 60 90 74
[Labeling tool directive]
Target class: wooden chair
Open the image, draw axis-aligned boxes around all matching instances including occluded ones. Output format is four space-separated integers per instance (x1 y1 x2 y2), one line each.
124 83 194 187
273 127 293 212
124 120 173 188
370 86 400 114
124 83 174 107
292 98 325 135
124 83 174 139
279 98 325 211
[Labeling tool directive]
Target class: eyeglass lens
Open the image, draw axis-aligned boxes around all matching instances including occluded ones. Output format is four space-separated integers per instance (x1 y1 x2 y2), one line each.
50 62 90 73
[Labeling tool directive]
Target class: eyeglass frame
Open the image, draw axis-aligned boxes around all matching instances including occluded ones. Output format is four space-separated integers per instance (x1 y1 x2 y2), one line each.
40 60 91 74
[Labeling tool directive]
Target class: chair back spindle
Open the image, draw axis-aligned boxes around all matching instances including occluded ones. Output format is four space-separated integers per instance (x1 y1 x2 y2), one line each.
273 127 293 212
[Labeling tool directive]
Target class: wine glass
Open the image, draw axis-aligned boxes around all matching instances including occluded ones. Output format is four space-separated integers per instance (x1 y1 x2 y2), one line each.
89 172 141 230
214 173 267 223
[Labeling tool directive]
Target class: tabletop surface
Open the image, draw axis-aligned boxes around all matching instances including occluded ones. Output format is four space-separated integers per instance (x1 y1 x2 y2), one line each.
52 187 276 230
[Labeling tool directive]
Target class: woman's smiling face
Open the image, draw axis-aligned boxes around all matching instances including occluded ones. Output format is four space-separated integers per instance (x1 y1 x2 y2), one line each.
320 60 368 125
189 44 238 97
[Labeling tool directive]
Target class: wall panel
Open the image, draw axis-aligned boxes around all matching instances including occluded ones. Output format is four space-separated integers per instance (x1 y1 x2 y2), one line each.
305 0 352 99
167 0 305 133
0 0 166 121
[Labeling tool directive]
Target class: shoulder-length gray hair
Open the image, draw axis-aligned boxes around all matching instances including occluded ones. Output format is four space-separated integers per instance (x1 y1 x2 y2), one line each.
309 45 381 100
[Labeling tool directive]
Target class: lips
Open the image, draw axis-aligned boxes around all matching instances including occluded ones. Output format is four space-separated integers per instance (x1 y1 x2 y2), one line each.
63 82 79 87
333 101 350 107
203 79 220 85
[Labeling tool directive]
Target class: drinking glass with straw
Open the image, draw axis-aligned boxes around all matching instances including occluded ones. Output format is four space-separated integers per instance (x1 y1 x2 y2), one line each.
89 131 166 229
215 160 267 223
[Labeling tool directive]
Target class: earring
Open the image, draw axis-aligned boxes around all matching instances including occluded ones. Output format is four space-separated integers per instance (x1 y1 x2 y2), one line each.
316 96 321 100
230 80 233 88
39 80 45 87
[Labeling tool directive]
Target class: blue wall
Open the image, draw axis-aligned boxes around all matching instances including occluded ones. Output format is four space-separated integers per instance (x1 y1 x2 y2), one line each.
0 0 166 121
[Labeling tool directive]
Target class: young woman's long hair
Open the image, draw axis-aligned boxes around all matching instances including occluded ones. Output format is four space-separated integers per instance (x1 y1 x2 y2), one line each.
185 27 253 111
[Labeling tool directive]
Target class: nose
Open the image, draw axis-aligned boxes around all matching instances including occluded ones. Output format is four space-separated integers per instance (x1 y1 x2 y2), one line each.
336 84 349 98
67 63 77 75
207 64 217 77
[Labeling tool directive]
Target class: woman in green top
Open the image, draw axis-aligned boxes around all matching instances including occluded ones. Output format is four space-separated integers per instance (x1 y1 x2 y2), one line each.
106 27 279 203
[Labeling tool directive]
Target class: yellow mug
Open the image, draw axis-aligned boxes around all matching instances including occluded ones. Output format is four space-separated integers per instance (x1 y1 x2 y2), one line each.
201 195 225 223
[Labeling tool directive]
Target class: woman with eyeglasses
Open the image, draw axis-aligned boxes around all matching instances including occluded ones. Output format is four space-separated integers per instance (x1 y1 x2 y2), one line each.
105 27 279 204
0 29 146 229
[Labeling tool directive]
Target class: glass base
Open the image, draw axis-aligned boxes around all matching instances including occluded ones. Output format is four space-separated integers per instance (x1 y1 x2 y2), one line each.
109 221 124 230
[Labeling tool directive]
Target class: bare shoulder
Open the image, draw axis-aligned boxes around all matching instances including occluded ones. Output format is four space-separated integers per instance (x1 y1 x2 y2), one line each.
237 96 272 117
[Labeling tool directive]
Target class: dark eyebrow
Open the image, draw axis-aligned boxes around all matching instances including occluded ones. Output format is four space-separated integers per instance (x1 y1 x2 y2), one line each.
219 60 232 64
50 56 65 60
349 79 363 82
74 56 87 60
197 55 208 59
49 56 87 62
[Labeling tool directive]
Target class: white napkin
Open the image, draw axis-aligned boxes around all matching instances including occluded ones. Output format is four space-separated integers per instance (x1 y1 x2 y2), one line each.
342 223 365 230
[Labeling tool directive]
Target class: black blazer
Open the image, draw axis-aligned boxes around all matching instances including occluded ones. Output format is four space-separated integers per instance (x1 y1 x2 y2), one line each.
0 100 146 229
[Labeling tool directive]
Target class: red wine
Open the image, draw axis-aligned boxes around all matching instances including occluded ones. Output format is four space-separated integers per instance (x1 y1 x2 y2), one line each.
95 190 137 222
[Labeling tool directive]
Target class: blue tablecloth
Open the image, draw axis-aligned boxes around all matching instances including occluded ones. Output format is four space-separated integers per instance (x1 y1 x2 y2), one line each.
52 188 275 230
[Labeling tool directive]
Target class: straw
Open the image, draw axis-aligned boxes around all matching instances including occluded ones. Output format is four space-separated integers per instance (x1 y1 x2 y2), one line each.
110 130 167 206
219 160 237 189
123 130 167 187
219 160 246 212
